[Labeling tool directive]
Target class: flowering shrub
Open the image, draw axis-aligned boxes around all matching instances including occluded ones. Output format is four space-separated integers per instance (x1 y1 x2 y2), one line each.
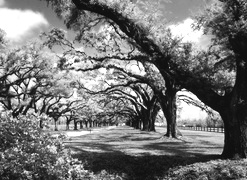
0 112 93 180
164 159 247 180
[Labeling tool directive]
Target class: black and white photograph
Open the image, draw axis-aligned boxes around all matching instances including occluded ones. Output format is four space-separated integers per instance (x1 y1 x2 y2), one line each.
0 0 246 179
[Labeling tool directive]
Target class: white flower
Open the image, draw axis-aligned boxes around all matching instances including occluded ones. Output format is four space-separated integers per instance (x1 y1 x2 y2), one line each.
47 145 57 154
57 157 65 164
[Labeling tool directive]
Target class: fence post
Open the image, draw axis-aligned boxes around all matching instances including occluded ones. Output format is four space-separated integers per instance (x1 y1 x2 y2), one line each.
184 126 224 133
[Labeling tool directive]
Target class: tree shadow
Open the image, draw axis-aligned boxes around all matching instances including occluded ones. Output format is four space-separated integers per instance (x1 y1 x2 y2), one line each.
65 126 223 180
69 145 221 180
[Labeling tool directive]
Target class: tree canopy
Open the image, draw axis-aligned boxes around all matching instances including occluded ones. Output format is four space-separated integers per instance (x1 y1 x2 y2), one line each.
39 0 247 158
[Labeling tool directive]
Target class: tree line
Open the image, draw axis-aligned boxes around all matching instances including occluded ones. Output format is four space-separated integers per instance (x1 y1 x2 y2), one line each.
0 39 129 130
38 0 247 159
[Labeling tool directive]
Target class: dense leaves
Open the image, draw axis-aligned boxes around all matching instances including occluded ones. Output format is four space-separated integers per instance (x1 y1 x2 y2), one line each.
0 112 93 180
165 159 247 179
0 29 6 46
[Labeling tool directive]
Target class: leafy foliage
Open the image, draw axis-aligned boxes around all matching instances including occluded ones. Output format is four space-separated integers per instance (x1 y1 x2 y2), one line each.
165 159 247 180
0 28 6 46
195 0 247 46
0 112 92 180
42 0 247 157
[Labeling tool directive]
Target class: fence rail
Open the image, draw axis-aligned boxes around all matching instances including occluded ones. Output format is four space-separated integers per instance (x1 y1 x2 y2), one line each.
179 126 224 133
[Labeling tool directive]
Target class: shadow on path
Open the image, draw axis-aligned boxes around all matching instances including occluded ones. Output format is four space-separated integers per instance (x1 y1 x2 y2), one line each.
65 126 223 180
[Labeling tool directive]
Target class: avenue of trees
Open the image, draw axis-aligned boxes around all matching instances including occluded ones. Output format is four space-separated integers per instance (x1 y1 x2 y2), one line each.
0 30 137 179
0 41 120 130
2 0 247 179
0 32 167 133
37 0 247 159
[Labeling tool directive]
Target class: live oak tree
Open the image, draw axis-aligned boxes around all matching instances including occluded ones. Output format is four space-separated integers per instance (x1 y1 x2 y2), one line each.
67 58 170 132
73 68 148 128
40 0 182 138
102 82 160 131
191 0 247 158
0 42 59 117
131 84 160 131
64 109 80 130
42 0 247 158
86 86 132 127
40 73 86 130
109 63 179 135
100 94 135 126
42 26 181 136
0 40 84 132
105 66 171 133
47 100 80 131
63 102 88 130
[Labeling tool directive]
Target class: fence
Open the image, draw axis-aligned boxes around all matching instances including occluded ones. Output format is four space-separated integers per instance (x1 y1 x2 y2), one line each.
179 126 224 133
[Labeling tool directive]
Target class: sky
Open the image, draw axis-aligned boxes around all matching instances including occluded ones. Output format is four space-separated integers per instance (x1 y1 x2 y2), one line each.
0 0 65 44
0 0 211 45
0 0 210 120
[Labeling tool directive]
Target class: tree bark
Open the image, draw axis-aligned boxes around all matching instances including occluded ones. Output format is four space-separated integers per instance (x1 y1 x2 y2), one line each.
74 119 78 130
66 123 70 130
66 120 70 130
219 94 247 158
165 93 177 138
93 120 96 127
219 45 247 158
133 117 141 129
218 34 247 158
220 108 242 158
54 118 58 131
85 121 88 128
157 88 178 138
149 116 155 131
150 103 160 132
89 120 92 128
79 121 83 129
141 108 150 131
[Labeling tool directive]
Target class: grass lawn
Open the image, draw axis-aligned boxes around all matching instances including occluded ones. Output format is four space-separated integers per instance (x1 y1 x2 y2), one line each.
63 126 224 180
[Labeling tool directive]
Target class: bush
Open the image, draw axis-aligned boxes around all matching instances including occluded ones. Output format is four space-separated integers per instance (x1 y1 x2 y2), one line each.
0 112 93 180
165 159 247 180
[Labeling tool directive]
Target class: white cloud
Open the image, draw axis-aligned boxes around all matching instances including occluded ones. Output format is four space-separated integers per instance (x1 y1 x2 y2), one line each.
169 18 203 43
0 0 5 7
0 8 49 43
169 18 211 49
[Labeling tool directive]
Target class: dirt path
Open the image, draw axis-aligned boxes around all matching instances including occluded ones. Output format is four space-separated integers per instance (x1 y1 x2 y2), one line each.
64 126 224 180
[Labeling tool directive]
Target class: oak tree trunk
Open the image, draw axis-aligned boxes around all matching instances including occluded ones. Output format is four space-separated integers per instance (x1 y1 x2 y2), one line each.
54 119 58 131
219 34 247 158
150 103 160 132
66 121 70 130
132 117 141 129
74 120 78 130
141 109 150 131
89 120 92 128
79 121 83 129
158 89 177 138
220 54 247 158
